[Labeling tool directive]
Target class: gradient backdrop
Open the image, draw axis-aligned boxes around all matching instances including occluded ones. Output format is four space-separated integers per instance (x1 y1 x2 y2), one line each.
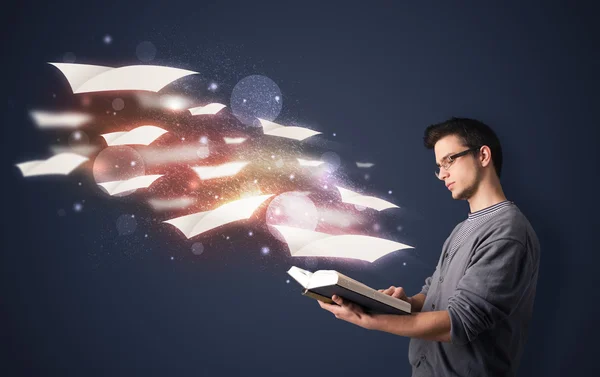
2 1 598 376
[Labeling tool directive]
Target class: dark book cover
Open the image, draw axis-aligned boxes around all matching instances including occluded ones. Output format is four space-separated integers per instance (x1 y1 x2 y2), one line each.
302 284 410 315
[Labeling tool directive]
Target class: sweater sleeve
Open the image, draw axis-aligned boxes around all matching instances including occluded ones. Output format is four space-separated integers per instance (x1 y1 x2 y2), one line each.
447 238 533 345
420 275 434 296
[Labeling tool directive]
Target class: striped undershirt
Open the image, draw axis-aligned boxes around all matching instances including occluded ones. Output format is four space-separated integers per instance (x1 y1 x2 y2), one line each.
443 200 514 265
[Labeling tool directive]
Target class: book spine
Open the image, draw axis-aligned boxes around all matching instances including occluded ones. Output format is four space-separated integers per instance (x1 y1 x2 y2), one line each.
302 289 334 304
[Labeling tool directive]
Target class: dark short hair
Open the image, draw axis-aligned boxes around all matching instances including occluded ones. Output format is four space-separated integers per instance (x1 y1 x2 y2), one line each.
423 117 503 178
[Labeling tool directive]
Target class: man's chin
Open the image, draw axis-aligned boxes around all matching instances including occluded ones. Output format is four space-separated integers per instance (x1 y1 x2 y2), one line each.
451 189 467 201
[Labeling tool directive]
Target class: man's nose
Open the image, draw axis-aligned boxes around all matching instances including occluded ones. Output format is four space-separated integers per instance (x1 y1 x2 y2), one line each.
437 167 449 181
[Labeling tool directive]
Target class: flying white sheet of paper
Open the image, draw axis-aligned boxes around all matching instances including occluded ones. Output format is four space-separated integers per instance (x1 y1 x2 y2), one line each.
101 125 168 146
30 110 92 129
356 162 375 168
139 145 210 165
223 137 247 144
336 186 398 211
48 63 198 94
50 145 100 157
98 174 163 196
271 225 413 263
164 194 274 238
257 118 321 141
148 197 195 211
188 103 226 115
297 158 325 167
192 161 249 180
16 153 88 177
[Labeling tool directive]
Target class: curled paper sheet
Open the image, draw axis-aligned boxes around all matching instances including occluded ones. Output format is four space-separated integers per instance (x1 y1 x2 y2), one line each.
49 145 100 157
192 161 249 180
164 194 274 238
148 197 196 211
16 153 88 177
297 158 325 167
139 145 210 166
336 186 398 211
272 225 413 263
188 103 226 115
101 125 168 146
30 110 92 129
257 118 321 141
223 137 247 144
98 174 164 196
48 63 197 94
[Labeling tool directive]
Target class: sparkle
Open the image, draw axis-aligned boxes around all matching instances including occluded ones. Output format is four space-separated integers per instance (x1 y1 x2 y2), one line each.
388 190 393 194
115 165 119 168
323 185 328 189
131 215 135 218
248 231 254 236
253 179 258 183
171 256 174 260
78 182 82 186
144 234 148 238
333 133 336 137
208 82 218 91
275 95 280 102
103 34 112 44
403 262 407 266
52 93 56 98
243 99 247 103
286 279 290 284
73 131 82 140
271 155 275 159
261 246 270 255
226 236 230 240
200 136 208 144
364 174 370 180
289 174 295 180
130 161 136 166
73 202 83 212
181 137 185 141
215 195 219 199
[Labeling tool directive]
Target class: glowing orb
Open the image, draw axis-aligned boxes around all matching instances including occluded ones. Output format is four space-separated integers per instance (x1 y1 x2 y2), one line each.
92 146 146 197
68 130 89 147
266 191 318 242
230 75 282 126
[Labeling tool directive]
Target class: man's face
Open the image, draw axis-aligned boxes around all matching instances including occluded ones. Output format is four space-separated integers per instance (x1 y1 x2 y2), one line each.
434 135 481 200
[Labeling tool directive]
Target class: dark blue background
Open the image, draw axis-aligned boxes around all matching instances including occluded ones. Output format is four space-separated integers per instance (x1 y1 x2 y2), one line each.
2 1 598 376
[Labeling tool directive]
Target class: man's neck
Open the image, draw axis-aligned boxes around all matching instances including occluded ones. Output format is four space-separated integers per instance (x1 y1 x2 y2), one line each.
467 178 507 213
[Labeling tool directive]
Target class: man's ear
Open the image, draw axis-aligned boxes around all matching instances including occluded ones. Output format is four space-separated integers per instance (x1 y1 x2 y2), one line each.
480 146 492 168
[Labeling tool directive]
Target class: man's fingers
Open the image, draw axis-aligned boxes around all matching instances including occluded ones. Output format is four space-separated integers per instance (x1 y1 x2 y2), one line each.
382 286 396 295
391 287 405 298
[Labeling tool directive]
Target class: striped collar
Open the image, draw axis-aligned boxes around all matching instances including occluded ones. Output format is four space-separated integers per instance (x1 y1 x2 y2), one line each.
467 200 513 221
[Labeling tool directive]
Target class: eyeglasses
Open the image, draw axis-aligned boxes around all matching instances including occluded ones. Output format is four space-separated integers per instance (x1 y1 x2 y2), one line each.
434 146 481 178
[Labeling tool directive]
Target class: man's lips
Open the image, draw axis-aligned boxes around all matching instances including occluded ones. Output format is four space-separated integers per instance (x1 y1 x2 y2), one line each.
446 182 455 189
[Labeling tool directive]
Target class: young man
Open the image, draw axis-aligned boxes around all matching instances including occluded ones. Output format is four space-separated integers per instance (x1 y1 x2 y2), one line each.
318 117 540 377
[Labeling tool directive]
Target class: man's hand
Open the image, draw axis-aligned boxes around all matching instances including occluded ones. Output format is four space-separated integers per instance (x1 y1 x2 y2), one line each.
317 295 374 330
378 286 413 305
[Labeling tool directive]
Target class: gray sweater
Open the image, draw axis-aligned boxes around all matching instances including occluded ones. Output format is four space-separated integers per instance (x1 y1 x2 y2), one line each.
408 201 540 377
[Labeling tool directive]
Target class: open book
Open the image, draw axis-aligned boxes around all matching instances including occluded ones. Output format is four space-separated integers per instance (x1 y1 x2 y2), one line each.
287 266 411 315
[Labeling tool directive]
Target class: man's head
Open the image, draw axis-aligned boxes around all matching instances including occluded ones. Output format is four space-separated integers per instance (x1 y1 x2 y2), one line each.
424 117 503 201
